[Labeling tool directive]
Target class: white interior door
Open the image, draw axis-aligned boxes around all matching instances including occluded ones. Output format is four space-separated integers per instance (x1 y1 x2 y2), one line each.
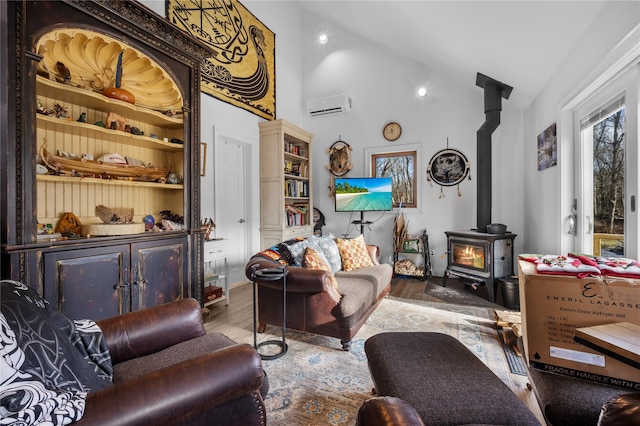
215 133 251 284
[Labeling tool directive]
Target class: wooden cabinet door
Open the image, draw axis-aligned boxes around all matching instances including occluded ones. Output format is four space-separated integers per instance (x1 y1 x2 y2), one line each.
131 237 187 310
43 245 130 321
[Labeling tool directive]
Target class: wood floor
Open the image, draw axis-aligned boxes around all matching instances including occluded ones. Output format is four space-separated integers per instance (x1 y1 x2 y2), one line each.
203 279 546 425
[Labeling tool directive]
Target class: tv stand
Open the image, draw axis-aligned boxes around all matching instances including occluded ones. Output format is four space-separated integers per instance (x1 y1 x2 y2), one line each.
351 212 373 236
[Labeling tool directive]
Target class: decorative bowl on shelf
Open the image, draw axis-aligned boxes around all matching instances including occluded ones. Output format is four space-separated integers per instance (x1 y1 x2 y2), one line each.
102 87 135 104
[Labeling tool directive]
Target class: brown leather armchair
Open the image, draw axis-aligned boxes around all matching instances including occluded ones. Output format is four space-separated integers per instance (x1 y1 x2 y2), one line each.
78 298 268 426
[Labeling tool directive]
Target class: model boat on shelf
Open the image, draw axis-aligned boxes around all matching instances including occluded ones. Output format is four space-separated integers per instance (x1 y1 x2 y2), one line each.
40 143 169 182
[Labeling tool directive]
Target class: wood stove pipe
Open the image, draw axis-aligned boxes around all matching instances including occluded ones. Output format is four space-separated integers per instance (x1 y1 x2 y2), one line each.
475 73 513 233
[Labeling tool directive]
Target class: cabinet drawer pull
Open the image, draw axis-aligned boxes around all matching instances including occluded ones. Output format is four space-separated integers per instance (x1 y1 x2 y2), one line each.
114 283 130 289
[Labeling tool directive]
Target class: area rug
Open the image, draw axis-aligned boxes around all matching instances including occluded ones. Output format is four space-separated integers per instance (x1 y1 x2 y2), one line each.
242 296 514 425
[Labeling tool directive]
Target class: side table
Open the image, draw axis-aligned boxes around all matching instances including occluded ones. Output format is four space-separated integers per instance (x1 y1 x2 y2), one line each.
251 266 288 360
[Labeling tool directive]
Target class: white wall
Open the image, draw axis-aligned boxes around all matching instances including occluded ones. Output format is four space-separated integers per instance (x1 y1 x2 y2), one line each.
523 1 640 255
300 9 525 274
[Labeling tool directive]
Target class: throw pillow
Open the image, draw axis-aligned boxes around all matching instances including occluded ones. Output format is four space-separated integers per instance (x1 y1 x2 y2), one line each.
285 237 325 266
0 280 113 393
335 234 374 271
0 311 87 425
302 247 339 291
312 234 343 274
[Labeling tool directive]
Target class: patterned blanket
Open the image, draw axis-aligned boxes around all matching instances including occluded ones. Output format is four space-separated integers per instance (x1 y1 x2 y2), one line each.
571 253 640 278
519 254 601 278
1 280 112 425
520 253 640 278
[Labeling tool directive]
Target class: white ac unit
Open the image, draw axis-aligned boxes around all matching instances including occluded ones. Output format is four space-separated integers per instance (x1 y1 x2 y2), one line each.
307 93 352 116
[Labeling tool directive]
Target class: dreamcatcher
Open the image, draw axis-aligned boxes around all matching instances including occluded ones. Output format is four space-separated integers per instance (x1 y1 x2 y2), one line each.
326 139 353 197
426 139 471 198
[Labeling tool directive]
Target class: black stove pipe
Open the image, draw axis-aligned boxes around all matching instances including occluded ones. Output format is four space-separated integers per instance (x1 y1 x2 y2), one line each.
475 73 513 233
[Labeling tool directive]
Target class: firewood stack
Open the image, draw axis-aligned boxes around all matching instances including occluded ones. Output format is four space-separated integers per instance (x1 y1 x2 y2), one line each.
494 310 523 353
394 258 424 277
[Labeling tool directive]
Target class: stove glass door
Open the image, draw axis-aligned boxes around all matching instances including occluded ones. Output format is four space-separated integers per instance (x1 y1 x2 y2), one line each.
451 240 487 272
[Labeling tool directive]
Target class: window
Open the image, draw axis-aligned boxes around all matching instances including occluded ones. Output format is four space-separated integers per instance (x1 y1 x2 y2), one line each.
371 150 417 208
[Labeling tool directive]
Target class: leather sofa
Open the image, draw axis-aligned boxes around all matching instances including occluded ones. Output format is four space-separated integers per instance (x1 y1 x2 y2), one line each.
245 237 392 350
1 279 268 426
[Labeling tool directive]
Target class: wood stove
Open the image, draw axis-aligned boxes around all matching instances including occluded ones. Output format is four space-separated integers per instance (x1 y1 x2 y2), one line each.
439 73 516 304
443 230 516 303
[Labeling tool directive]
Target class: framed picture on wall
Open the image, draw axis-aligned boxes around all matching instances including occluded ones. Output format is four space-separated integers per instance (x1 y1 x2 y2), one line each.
537 123 557 171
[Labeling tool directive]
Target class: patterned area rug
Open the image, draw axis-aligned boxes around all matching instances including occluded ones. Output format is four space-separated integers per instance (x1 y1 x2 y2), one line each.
242 296 513 425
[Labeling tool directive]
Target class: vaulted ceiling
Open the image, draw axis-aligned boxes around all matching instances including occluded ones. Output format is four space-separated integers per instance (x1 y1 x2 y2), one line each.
299 0 609 110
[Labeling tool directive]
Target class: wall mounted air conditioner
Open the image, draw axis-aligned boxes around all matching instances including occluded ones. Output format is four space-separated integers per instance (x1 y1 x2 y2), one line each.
307 93 352 116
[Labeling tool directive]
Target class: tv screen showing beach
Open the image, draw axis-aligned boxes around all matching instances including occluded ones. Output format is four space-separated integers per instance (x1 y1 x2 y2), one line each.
334 177 393 212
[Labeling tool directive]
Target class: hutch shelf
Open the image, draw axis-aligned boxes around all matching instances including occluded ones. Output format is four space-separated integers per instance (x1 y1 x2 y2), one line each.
1 0 213 320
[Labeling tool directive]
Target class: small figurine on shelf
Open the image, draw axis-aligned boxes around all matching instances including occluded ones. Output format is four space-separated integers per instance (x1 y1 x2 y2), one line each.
52 103 68 119
36 99 52 116
105 112 128 132
143 214 155 231
158 210 184 231
202 218 216 240
55 61 72 85
77 112 87 123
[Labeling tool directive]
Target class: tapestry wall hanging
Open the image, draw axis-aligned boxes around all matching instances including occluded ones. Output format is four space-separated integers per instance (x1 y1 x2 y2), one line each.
167 0 276 120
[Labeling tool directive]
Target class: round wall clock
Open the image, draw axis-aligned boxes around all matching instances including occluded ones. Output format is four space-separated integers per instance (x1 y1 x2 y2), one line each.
383 122 402 141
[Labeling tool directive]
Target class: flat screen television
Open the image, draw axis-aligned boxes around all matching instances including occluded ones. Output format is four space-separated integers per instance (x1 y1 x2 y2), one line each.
334 177 393 212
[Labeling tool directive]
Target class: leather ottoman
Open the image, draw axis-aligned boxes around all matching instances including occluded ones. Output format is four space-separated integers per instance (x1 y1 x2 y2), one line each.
363 332 540 426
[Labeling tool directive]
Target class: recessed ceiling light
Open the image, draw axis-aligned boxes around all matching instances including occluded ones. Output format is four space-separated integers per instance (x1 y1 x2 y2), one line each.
319 33 328 44
417 87 428 98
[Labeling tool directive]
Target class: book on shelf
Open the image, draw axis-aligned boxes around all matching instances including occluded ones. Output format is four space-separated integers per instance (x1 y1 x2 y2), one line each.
289 162 307 177
293 202 308 214
284 142 307 158
284 160 293 174
284 179 309 197
284 204 306 226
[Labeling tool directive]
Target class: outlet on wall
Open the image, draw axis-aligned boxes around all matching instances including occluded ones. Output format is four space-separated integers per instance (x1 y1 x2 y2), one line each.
429 250 435 256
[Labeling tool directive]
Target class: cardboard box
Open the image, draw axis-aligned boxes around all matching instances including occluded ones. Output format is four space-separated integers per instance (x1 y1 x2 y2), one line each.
518 260 640 390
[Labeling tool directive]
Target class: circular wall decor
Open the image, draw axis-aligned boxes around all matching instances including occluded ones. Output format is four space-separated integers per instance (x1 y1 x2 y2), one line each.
383 122 402 141
427 148 470 186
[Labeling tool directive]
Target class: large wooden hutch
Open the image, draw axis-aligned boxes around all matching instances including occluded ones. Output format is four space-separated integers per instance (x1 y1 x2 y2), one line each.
1 1 212 320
